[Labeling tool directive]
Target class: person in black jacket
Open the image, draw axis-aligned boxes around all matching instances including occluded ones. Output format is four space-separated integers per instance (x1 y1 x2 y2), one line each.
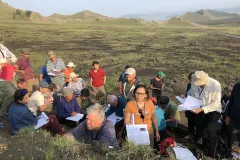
225 83 240 147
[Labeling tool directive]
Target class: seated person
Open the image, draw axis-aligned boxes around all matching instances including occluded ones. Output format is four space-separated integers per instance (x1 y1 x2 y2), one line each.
150 97 166 141
158 96 180 130
67 72 86 96
57 87 82 128
77 88 95 115
17 78 27 89
106 95 126 120
28 82 53 116
64 103 119 152
221 83 233 115
8 89 64 136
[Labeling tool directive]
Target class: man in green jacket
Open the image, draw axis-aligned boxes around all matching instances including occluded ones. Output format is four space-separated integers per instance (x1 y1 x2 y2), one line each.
0 78 16 115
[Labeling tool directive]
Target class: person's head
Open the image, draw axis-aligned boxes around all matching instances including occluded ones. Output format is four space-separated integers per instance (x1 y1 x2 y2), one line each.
107 95 118 107
188 72 195 83
227 83 234 96
125 68 136 83
48 83 57 92
39 81 49 94
21 48 31 59
157 71 166 79
62 87 74 101
14 89 30 104
70 72 79 82
17 78 27 89
92 61 99 70
133 84 149 102
157 96 170 110
67 62 75 71
96 91 105 104
193 71 209 88
86 103 105 131
80 88 90 100
48 51 57 62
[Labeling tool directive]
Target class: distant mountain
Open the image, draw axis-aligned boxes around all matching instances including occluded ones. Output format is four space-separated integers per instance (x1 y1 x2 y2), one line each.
49 10 112 21
162 17 204 28
217 5 240 14
180 9 240 24
122 11 186 21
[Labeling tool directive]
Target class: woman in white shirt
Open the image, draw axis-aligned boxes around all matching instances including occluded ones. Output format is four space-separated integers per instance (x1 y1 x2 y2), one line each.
67 72 86 96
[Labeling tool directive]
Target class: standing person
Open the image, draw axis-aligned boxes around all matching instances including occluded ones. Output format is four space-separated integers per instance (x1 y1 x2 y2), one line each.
8 89 64 136
46 51 66 91
88 61 106 95
149 71 165 100
124 84 160 148
16 49 37 93
225 83 240 147
191 71 222 159
64 62 75 86
118 65 130 96
40 64 51 84
122 68 142 102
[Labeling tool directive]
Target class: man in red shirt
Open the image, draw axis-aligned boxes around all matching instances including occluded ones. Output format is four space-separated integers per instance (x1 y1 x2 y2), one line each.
88 61 106 95
16 48 37 93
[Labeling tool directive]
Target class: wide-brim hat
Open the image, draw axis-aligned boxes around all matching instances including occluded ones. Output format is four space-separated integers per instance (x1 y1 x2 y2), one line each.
193 71 209 86
70 72 79 80
48 51 56 58
67 62 75 67
62 88 74 96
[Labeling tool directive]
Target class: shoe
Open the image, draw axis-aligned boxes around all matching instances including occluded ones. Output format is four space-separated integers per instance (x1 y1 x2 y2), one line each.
197 138 203 145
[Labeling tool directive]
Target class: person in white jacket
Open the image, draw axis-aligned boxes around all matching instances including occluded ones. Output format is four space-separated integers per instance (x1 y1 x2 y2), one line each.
191 71 222 159
67 72 86 96
0 44 17 64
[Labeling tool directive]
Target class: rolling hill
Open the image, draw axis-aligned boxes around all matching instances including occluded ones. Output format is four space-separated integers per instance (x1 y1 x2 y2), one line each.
161 17 204 28
180 9 240 24
49 10 112 21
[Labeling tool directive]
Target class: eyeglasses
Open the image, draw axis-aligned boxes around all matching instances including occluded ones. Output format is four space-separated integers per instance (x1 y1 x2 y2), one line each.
138 109 145 120
135 92 146 96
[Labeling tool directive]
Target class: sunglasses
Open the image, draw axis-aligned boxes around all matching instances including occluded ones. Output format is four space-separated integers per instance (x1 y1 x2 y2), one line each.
138 109 145 120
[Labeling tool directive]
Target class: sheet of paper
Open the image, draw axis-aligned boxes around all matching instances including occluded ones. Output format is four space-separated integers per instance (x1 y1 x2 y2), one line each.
232 152 240 158
107 112 123 125
173 147 197 160
35 112 49 129
178 96 202 111
126 124 150 145
66 114 84 122
48 72 56 76
176 96 185 104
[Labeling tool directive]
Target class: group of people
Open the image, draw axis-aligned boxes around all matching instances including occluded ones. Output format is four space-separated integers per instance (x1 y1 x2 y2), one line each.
0 44 239 158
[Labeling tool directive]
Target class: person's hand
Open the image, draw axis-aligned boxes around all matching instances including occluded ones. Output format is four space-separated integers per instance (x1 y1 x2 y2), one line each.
20 70 25 74
71 112 77 116
192 108 203 114
180 94 185 98
47 97 53 103
225 116 230 126
156 131 160 141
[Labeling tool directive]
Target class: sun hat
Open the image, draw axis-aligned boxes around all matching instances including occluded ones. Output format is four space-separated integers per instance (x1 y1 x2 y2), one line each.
70 72 79 80
67 62 75 67
62 87 74 96
125 68 136 75
193 71 209 86
48 51 56 58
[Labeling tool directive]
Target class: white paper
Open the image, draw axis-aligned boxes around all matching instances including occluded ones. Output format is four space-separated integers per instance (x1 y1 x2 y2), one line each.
126 124 150 145
176 96 185 104
178 96 202 111
130 113 135 125
173 147 197 160
232 152 240 158
35 112 49 129
48 72 56 76
107 113 123 125
66 114 84 122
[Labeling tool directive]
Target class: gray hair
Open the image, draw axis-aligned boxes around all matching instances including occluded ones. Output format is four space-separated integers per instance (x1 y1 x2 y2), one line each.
107 95 117 104
87 103 105 121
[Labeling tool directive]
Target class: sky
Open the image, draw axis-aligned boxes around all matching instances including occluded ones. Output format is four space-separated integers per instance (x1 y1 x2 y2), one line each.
2 0 240 17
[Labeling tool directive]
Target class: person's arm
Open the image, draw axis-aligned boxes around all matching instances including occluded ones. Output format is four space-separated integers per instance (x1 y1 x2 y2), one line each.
22 110 38 126
105 107 114 117
124 103 132 125
149 79 158 90
73 98 81 114
39 97 53 112
57 101 71 119
152 112 160 141
71 122 87 140
39 74 43 82
162 79 165 89
103 76 106 86
46 60 54 73
88 71 93 87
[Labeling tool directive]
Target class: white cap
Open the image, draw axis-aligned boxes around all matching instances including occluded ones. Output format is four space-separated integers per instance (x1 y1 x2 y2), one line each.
67 62 75 67
125 68 136 75
70 72 79 80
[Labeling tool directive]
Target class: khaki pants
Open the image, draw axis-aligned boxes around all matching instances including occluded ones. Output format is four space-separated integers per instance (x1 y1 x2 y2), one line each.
26 78 38 93
92 85 106 95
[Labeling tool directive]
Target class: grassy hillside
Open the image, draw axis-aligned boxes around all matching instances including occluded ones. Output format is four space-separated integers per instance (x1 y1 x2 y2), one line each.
180 12 211 23
196 9 239 20
164 17 201 28
49 10 112 21
0 1 15 20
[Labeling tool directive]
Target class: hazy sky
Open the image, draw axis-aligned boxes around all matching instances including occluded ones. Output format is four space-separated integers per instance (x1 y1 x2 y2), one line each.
2 0 240 17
